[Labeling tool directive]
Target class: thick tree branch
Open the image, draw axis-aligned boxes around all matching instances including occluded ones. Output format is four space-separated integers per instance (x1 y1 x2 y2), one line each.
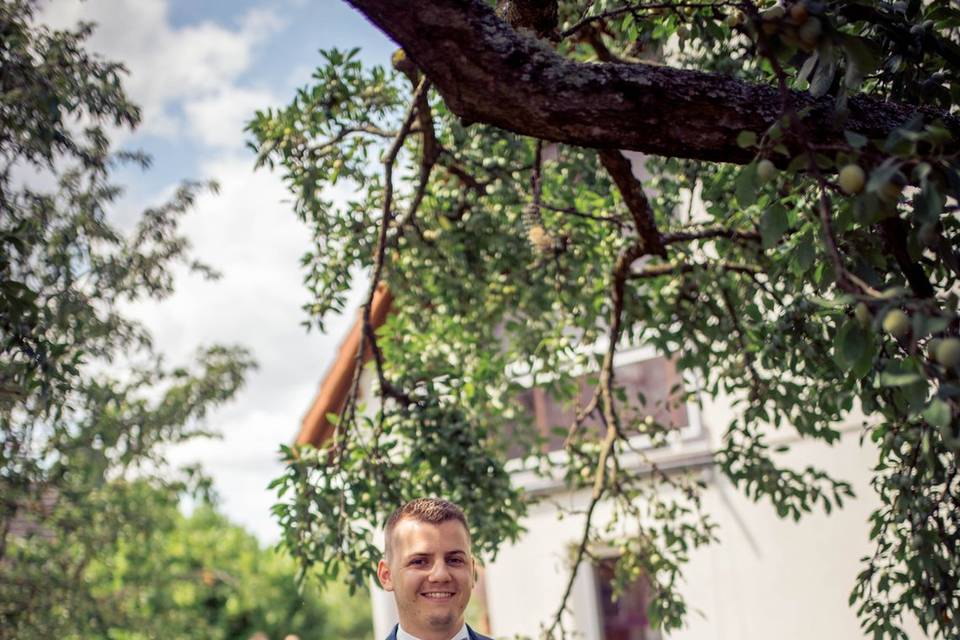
597 148 666 257
344 0 960 165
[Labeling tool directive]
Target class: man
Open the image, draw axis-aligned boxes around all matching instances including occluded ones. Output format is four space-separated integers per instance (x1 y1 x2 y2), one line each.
377 498 494 640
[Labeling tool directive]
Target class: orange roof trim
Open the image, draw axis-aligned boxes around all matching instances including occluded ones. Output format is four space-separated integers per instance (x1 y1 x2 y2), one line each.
296 283 393 447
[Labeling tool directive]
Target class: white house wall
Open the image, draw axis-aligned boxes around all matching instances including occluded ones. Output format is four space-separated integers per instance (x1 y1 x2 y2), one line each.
361 362 928 639
483 429 928 640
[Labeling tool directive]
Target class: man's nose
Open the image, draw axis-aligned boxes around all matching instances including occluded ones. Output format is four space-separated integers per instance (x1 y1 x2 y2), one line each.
428 560 451 581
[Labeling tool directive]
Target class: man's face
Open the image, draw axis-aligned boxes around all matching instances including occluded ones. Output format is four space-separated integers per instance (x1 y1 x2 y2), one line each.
377 518 475 638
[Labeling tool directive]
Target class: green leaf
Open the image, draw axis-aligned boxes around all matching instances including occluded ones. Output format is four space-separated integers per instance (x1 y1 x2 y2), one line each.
810 43 837 98
840 34 880 91
737 131 758 148
915 314 949 337
922 398 951 428
867 159 903 194
879 360 923 387
797 51 819 85
835 320 867 371
844 130 868 149
851 331 877 379
760 204 789 249
913 182 944 223
736 163 759 207
791 233 815 275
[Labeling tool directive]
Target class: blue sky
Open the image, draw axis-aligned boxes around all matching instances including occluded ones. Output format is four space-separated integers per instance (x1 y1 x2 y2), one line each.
41 0 397 541
80 1 396 205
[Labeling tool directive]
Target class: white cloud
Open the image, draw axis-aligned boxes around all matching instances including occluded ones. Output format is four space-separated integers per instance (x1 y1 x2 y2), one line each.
127 155 363 541
183 86 278 150
38 0 363 543
39 0 283 144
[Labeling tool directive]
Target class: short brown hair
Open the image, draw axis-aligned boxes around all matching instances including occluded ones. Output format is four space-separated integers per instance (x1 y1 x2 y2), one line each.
384 498 470 560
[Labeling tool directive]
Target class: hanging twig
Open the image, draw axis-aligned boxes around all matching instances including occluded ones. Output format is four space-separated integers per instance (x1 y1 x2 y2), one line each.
334 78 431 458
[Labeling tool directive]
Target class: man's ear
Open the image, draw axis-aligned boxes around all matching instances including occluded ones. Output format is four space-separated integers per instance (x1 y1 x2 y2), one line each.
377 558 394 592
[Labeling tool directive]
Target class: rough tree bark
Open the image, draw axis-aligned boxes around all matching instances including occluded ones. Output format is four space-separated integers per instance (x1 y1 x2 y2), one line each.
344 0 960 165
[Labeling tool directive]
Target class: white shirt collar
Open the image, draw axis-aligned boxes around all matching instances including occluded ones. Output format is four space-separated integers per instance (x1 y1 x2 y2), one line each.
397 622 469 640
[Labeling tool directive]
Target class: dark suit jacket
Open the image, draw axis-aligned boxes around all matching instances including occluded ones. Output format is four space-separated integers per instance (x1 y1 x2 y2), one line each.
384 624 493 640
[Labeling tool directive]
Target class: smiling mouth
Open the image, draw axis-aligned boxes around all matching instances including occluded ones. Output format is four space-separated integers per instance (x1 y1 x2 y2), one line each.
421 592 455 600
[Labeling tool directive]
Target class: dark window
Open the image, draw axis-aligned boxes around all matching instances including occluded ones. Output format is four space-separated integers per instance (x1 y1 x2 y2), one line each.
506 355 689 456
595 557 661 640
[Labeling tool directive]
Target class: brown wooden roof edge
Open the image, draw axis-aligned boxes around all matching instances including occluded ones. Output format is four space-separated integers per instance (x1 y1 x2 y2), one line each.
295 283 393 447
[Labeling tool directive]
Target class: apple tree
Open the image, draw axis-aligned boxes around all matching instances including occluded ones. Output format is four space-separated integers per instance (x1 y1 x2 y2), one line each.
252 1 960 637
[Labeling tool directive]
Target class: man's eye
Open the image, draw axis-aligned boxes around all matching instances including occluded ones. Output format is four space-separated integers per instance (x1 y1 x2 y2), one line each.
448 558 464 565
409 559 425 566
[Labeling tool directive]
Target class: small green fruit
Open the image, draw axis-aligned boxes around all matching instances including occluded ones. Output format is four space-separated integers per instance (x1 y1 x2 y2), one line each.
882 309 910 338
725 12 742 27
756 159 777 184
854 302 871 327
928 338 943 361
838 164 866 194
676 24 691 39
935 338 960 368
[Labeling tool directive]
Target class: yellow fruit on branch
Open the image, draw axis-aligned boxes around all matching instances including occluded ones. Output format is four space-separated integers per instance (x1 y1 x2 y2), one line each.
882 309 910 338
935 338 960 368
756 159 777 183
838 164 866 195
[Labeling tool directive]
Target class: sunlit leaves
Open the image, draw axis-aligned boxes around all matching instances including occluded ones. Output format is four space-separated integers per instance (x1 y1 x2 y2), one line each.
262 0 960 636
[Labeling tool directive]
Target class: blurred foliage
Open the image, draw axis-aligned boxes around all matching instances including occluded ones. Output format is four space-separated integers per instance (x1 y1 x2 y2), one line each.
4 481 372 640
0 2 315 637
249 1 960 638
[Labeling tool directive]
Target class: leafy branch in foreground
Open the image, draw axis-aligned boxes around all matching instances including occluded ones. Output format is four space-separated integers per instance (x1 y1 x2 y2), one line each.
254 1 960 637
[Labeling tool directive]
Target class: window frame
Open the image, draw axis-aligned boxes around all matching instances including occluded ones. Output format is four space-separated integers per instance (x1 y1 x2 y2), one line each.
505 343 706 492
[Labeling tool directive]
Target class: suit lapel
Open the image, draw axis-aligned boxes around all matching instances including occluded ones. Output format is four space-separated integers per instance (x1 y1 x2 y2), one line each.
387 623 487 640
466 625 490 640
